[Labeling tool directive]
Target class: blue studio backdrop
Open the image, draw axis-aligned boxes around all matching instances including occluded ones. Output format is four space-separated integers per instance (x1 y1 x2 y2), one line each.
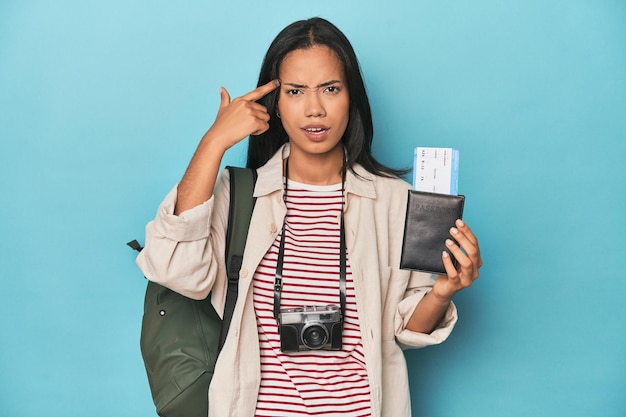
1 1 624 416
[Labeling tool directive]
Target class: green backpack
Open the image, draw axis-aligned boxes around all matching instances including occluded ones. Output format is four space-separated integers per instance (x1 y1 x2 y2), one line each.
128 166 256 417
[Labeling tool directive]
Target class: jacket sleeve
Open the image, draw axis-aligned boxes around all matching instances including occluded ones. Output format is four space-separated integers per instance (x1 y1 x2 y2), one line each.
393 271 458 349
135 171 231 301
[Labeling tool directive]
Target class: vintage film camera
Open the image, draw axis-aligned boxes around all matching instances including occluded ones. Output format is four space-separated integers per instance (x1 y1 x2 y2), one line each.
278 305 343 352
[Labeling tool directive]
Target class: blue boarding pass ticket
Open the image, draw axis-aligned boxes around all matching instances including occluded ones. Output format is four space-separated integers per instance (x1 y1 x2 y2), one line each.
413 147 459 195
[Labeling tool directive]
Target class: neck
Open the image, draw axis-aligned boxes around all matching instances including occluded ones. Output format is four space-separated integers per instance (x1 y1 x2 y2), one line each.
285 147 344 185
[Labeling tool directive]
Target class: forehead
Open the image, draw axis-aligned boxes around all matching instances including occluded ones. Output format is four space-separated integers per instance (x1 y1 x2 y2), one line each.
279 45 345 83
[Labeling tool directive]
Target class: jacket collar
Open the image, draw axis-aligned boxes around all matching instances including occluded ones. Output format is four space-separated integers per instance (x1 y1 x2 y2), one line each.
254 143 377 199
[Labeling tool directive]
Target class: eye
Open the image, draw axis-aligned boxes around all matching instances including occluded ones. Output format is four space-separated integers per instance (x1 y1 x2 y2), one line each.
324 85 341 94
285 89 301 96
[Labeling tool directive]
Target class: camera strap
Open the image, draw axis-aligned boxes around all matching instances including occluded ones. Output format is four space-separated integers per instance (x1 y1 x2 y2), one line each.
273 159 347 325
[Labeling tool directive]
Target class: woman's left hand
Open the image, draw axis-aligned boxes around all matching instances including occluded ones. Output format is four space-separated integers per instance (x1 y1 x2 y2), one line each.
431 219 483 302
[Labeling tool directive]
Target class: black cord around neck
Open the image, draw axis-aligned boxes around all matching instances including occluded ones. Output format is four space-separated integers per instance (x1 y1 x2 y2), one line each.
273 159 347 324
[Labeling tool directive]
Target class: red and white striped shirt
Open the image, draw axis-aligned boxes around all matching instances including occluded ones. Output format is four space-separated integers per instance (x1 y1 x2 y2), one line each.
253 180 372 417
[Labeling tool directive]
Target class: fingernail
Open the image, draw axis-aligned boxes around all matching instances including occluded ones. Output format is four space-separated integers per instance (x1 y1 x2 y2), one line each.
456 219 465 227
450 227 458 235
274 79 281 87
442 251 449 258
445 239 454 246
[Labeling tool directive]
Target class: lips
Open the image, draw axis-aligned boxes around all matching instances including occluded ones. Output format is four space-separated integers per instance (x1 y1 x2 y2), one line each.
301 125 330 141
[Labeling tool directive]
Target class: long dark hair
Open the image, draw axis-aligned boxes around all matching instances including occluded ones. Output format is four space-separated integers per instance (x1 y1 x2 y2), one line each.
247 17 407 178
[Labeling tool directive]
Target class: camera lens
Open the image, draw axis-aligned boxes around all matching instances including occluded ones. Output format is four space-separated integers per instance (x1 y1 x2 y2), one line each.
301 323 329 350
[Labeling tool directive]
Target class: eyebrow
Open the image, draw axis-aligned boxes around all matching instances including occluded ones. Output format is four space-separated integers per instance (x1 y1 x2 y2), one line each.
283 80 342 89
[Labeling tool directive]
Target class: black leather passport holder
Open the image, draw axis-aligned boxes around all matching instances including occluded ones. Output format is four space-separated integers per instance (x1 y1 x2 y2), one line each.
400 190 465 275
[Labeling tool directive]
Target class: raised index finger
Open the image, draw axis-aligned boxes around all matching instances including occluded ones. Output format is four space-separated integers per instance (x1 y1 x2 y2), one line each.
241 79 280 102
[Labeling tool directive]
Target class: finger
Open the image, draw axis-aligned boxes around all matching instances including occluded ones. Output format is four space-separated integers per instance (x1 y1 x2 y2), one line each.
241 79 280 102
251 124 270 136
219 86 231 110
451 221 483 269
251 108 272 123
445 239 477 283
441 251 460 282
455 219 479 247
249 109 272 135
450 227 478 260
245 101 273 117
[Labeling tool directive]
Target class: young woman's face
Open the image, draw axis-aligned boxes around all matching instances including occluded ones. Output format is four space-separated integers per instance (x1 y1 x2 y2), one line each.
277 45 350 161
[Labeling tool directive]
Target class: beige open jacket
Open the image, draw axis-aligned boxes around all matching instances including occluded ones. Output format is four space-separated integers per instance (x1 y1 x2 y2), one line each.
137 144 457 417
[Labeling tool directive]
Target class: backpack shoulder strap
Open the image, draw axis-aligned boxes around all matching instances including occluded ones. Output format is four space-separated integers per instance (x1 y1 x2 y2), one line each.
219 166 257 350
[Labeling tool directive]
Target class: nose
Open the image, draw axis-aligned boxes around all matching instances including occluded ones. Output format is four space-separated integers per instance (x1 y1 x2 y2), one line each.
304 92 326 117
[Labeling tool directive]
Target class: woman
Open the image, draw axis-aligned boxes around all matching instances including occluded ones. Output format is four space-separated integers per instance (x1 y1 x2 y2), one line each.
137 17 482 417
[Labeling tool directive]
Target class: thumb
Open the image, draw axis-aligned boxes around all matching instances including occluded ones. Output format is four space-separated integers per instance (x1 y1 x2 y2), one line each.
219 86 231 109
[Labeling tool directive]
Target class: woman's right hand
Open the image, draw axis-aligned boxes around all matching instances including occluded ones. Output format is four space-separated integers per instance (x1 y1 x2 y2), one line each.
206 79 280 150
174 79 280 215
